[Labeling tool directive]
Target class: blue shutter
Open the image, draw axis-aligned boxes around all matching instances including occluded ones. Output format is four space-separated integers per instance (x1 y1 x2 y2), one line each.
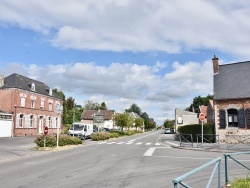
219 109 226 128
246 108 250 129
238 108 245 128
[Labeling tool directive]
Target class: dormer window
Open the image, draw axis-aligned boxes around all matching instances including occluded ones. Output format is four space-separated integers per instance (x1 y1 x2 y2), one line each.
31 83 35 91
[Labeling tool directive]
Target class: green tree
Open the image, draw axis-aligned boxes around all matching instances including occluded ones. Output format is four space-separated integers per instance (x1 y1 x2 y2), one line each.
134 118 144 130
186 94 213 113
125 103 141 115
100 102 107 110
164 119 175 129
115 113 134 131
83 100 100 110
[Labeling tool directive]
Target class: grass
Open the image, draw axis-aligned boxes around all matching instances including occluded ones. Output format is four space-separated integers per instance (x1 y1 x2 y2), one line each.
229 176 250 188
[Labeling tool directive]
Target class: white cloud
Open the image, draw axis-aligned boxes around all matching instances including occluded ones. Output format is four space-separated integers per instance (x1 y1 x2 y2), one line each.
1 1 250 57
1 58 213 125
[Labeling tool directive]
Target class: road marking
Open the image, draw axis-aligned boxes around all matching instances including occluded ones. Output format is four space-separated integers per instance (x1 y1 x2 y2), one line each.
166 141 179 146
117 142 125 145
145 143 151 145
107 142 116 144
98 142 107 144
126 142 133 144
136 142 142 145
155 143 160 146
143 148 156 156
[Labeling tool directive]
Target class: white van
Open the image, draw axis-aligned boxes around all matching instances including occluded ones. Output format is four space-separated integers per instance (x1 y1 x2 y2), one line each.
68 122 93 139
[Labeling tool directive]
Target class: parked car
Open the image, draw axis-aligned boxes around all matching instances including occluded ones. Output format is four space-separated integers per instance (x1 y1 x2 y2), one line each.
99 127 111 132
164 128 171 134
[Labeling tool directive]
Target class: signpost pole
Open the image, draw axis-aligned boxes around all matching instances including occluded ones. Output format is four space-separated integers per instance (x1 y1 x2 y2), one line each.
44 136 46 147
56 113 59 147
202 121 203 145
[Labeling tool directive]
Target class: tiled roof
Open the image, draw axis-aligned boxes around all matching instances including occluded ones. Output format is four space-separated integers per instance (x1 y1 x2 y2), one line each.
1 73 62 99
81 110 115 120
214 61 250 100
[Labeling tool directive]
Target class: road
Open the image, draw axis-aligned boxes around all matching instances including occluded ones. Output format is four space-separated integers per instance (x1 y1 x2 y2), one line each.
0 131 249 188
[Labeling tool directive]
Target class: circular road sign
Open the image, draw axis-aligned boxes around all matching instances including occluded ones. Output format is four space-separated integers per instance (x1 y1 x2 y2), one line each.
199 113 205 122
44 126 48 136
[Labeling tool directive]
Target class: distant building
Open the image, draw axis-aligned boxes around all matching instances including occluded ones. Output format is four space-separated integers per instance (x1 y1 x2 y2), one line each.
0 73 63 137
175 108 199 132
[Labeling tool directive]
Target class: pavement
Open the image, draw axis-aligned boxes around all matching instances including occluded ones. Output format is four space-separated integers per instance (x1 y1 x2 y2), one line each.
1 133 250 164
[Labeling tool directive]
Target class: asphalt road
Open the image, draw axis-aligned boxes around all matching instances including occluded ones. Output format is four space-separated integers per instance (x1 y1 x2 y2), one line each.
0 131 249 188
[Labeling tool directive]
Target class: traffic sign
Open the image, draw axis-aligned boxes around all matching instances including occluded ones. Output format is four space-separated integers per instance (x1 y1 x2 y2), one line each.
199 113 205 122
44 126 48 136
54 104 63 114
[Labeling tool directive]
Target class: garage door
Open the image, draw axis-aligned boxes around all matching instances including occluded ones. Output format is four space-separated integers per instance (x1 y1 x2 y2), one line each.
0 116 12 137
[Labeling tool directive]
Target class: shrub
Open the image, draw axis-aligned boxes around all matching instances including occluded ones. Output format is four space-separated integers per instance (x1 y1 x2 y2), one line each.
178 123 215 142
108 132 120 138
91 132 110 141
34 134 82 147
230 176 250 188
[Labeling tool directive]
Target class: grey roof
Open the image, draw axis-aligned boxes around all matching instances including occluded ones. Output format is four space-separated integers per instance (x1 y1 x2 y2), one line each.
1 73 62 99
214 61 250 100
129 112 141 119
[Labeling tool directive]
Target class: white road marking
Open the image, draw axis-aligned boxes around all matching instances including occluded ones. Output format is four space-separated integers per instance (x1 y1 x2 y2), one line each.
126 142 133 144
107 142 116 144
98 142 107 144
155 143 161 146
143 148 156 156
136 142 142 145
145 143 151 145
117 142 125 145
166 141 179 146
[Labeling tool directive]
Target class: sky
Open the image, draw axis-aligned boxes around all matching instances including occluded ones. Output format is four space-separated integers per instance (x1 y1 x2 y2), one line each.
1 0 250 125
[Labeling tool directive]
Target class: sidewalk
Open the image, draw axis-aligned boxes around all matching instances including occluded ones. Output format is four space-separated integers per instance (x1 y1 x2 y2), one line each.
159 134 250 153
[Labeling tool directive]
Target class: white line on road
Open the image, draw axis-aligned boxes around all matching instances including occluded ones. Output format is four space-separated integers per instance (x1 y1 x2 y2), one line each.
136 142 142 145
165 141 179 146
107 142 116 144
143 148 156 156
126 142 133 144
145 143 151 145
155 143 161 146
117 142 125 145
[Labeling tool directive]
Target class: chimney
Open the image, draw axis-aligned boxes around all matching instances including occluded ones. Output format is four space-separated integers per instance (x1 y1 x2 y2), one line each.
212 55 219 74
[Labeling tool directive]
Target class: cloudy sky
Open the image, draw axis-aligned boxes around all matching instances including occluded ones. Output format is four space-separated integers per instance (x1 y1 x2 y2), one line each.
1 0 249 125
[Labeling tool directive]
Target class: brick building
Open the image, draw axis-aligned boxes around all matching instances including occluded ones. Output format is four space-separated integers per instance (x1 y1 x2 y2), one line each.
213 56 250 141
0 73 63 137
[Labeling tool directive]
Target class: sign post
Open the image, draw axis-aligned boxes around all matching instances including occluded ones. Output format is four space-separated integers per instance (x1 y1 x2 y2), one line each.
44 126 48 147
199 113 205 144
93 112 104 131
54 104 63 147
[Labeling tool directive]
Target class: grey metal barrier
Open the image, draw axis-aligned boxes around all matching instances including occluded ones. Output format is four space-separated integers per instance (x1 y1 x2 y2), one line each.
224 151 250 186
172 157 222 188
178 134 193 147
196 134 220 149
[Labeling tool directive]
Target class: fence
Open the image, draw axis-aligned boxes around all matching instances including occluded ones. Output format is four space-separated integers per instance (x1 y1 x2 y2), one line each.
172 157 222 188
178 134 193 148
196 134 220 149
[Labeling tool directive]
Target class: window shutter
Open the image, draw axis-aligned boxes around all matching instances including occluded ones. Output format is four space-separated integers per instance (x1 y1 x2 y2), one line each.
238 108 245 128
219 109 226 128
246 108 250 128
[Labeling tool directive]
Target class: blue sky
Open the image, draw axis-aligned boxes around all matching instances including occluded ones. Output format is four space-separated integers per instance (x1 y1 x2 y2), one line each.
1 1 249 125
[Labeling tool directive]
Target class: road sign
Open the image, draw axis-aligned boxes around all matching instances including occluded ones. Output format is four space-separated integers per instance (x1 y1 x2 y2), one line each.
44 126 48 136
93 113 104 123
54 104 63 114
199 113 205 122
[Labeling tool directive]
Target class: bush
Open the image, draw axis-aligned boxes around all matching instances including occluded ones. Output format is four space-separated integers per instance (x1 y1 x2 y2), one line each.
62 124 71 134
34 134 82 147
108 132 120 138
178 123 215 142
91 132 110 141
231 176 250 188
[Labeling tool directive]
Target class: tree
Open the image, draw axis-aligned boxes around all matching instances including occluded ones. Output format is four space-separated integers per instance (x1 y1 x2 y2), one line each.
125 103 141 115
83 100 100 110
186 94 213 113
115 113 134 131
100 102 107 110
164 119 175 129
134 118 144 130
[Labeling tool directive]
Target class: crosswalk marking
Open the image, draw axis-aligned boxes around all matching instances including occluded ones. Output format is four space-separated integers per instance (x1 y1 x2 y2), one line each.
117 142 125 144
135 142 143 145
155 143 161 146
98 141 167 146
126 142 133 144
107 142 116 144
145 143 151 145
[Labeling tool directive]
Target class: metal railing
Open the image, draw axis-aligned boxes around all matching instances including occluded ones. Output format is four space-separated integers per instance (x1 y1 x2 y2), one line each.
172 157 222 188
196 134 220 149
226 134 250 150
224 151 250 185
178 134 193 148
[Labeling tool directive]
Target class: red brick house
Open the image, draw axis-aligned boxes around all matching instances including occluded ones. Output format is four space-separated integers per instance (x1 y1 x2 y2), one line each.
0 73 63 137
213 56 250 141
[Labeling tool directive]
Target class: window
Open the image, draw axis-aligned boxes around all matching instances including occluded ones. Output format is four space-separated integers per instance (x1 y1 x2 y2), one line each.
16 114 24 128
21 97 25 107
30 115 34 128
31 99 35 108
47 117 52 128
228 109 238 127
177 116 183 124
49 102 52 111
41 100 44 110
31 83 35 91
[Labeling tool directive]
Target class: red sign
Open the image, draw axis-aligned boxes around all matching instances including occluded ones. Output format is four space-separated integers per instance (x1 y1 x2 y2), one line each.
199 113 205 122
44 126 48 136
